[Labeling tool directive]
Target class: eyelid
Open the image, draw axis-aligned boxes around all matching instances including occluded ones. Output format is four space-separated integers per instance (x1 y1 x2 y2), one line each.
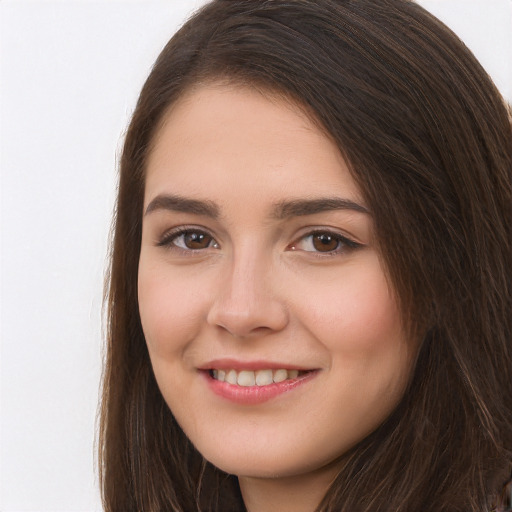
156 225 219 250
288 228 364 255
154 225 363 256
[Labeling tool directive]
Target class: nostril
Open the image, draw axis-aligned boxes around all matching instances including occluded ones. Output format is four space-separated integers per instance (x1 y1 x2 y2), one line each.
207 296 289 338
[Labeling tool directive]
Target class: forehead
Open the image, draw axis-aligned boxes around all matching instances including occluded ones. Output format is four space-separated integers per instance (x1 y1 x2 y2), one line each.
144 84 363 207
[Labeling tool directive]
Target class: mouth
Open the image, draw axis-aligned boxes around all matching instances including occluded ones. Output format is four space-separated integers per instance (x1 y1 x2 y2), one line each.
202 365 318 405
208 368 311 387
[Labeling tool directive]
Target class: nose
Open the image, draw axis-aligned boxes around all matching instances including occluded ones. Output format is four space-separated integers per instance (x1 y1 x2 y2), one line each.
206 250 289 338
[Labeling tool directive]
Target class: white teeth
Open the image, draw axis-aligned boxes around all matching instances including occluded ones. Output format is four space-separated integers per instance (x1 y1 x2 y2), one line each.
211 368 304 386
255 369 273 386
237 370 256 387
273 369 288 383
225 369 238 385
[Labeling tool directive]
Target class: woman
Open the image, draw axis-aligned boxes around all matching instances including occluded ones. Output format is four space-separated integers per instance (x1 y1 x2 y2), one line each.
99 0 512 510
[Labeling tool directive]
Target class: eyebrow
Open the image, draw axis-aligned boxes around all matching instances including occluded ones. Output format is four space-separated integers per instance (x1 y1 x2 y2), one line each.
144 194 369 218
272 197 370 218
145 194 220 218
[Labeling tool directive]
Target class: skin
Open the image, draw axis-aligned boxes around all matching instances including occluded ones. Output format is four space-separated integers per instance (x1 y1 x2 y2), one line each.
138 84 418 512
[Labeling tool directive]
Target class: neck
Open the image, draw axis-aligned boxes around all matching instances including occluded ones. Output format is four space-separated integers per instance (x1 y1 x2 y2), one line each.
238 463 340 512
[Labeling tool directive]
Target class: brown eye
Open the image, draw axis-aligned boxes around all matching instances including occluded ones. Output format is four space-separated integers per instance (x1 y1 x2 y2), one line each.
288 231 361 255
312 233 340 252
182 231 214 249
158 229 219 251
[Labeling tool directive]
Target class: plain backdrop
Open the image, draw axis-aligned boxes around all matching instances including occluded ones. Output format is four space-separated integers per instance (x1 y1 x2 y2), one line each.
1 1 511 510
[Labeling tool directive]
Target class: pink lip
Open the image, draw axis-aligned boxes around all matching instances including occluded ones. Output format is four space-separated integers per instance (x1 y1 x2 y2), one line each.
198 358 313 372
200 369 319 405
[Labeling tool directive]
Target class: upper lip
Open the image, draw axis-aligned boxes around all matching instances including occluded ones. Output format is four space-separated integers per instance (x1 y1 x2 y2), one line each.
198 358 317 371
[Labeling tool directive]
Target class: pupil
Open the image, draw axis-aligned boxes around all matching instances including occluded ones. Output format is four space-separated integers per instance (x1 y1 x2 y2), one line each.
313 234 338 252
185 232 210 249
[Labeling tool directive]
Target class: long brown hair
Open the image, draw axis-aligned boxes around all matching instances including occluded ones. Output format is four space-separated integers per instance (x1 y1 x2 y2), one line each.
99 1 512 510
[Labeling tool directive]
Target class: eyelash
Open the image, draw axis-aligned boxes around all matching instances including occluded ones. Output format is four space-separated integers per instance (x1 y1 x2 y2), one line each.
156 227 363 256
157 226 218 252
288 230 362 256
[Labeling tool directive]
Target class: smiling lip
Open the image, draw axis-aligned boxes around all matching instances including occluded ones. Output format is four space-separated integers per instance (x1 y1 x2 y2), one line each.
199 358 313 372
199 359 319 405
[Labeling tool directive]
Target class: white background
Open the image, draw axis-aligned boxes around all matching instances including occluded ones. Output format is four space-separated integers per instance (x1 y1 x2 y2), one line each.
1 1 510 510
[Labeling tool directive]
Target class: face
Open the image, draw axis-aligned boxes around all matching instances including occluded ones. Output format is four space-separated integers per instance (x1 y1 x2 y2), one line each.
138 84 416 481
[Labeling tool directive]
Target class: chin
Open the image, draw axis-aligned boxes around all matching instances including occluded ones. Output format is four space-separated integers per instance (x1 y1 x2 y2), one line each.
196 438 340 480
208 457 308 479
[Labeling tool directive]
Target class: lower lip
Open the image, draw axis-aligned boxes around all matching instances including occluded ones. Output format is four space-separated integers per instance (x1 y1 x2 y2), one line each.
202 370 318 405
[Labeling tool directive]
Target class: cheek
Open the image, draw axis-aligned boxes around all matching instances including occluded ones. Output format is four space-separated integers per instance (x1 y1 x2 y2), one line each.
291 255 413 409
298 259 403 356
137 259 207 357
